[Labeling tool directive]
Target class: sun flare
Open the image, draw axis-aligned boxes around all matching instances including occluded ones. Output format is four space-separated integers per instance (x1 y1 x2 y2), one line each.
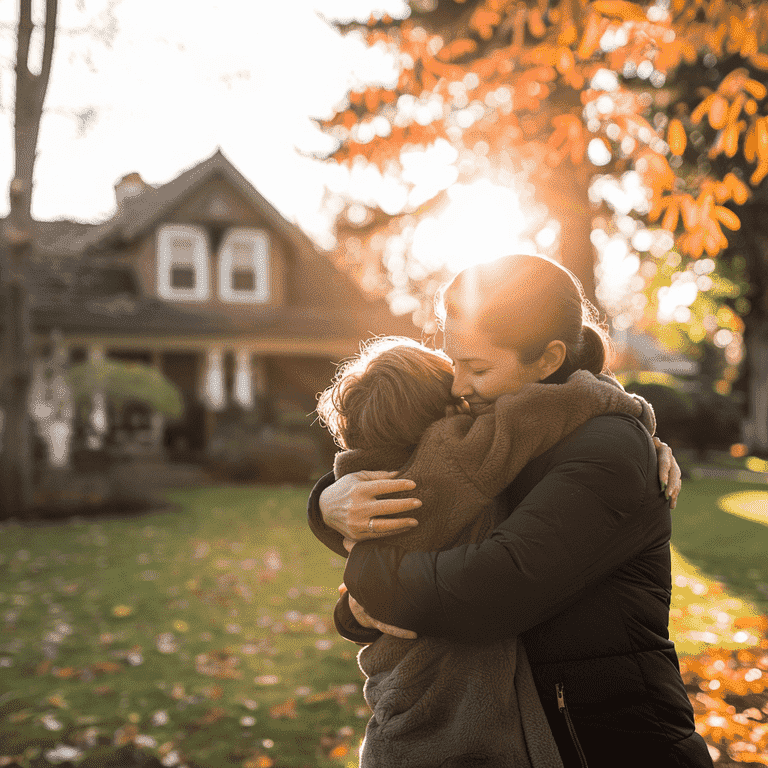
410 179 540 276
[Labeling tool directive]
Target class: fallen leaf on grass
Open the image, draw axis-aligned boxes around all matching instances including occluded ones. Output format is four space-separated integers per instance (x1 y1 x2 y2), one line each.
195 707 227 726
204 685 223 701
36 659 51 676
92 661 122 674
52 667 79 679
243 756 273 768
268 698 297 719
113 724 138 747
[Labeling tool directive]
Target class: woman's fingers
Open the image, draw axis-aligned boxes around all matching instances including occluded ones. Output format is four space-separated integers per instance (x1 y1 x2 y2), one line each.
365 477 418 497
653 437 682 509
654 437 671 483
368 515 420 535
667 456 682 510
319 472 421 540
355 470 402 481
348 595 417 640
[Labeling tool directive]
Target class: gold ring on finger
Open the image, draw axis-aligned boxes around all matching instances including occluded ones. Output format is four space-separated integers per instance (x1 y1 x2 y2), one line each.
368 518 374 533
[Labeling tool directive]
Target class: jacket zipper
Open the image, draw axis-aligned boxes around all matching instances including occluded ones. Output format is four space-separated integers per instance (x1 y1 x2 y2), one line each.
556 682 589 768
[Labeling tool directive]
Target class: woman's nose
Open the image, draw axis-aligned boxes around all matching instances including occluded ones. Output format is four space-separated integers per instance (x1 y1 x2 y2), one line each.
451 374 472 399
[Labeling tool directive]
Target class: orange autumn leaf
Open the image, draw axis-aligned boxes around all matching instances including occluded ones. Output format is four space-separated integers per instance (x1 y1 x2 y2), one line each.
668 119 687 155
713 206 740 231
576 13 603 59
269 698 298 719
592 0 646 21
329 744 350 759
527 8 547 37
52 667 78 679
92 661 122 674
708 94 729 130
244 756 273 768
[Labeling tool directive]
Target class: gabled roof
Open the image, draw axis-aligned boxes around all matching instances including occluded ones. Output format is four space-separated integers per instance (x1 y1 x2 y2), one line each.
73 149 321 259
1 151 419 341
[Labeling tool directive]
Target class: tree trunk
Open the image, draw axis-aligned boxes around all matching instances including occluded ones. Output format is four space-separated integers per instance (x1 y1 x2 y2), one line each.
537 164 597 308
0 277 33 516
734 202 768 457
0 0 58 518
742 323 768 455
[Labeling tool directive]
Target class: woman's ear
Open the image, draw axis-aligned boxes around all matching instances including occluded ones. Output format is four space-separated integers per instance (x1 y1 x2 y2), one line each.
537 340 567 380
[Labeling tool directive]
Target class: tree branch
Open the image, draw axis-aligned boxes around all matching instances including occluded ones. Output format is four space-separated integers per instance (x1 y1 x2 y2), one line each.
38 0 58 98
16 0 33 81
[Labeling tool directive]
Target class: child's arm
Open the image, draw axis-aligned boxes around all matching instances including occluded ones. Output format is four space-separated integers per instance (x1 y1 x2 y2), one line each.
452 370 645 498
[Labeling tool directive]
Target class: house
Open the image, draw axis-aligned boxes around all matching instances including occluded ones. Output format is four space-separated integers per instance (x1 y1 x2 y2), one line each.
4 150 418 466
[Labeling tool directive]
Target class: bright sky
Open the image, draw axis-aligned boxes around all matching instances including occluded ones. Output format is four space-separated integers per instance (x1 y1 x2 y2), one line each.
0 0 408 242
0 0 668 318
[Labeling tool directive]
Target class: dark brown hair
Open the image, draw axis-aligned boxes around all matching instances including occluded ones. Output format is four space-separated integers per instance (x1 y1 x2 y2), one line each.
317 337 456 450
435 254 612 383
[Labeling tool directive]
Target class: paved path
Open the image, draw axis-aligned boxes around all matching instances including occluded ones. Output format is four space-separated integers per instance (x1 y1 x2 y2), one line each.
690 466 768 485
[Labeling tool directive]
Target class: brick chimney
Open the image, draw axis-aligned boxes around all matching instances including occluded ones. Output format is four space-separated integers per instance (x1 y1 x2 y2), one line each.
115 172 148 207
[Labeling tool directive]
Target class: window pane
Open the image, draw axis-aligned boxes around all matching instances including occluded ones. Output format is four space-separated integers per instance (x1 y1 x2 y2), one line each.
232 268 255 292
172 238 195 263
232 242 253 265
171 266 196 289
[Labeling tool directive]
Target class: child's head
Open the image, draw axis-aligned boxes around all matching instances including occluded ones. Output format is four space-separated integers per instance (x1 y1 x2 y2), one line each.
317 337 456 451
435 253 612 386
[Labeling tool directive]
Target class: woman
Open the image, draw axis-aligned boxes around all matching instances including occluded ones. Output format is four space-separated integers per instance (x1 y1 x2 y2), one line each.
308 254 712 768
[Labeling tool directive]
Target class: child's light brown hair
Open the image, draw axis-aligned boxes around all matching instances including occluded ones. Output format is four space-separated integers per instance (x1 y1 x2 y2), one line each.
317 337 456 451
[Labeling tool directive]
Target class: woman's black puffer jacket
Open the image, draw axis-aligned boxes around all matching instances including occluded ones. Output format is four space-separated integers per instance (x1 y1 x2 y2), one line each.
308 413 715 768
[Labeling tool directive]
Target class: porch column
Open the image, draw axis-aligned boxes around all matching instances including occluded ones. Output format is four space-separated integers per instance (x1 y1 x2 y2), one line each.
201 347 226 411
252 355 267 397
88 346 108 449
233 349 254 409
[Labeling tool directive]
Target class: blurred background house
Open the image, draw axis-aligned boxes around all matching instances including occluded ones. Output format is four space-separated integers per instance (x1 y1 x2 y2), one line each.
2 150 417 496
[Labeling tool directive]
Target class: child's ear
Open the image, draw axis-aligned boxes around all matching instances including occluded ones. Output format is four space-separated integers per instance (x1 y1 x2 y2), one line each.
537 340 567 380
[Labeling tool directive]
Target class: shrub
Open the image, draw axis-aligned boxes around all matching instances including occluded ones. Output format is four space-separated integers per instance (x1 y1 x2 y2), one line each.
624 375 743 456
204 405 324 484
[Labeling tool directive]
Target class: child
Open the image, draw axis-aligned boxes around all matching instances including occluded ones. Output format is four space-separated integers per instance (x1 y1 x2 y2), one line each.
317 336 655 768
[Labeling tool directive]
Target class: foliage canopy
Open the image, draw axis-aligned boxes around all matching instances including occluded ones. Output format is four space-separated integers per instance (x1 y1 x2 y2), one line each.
319 0 768 388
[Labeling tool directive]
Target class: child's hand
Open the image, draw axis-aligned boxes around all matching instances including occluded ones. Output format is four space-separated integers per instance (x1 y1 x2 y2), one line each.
444 400 471 417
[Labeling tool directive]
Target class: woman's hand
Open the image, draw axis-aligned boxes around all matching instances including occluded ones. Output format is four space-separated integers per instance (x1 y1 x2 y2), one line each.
339 584 418 640
653 437 682 509
318 470 421 541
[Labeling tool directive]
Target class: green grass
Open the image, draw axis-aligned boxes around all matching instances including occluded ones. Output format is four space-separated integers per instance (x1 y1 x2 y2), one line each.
0 486 364 768
667 478 768 657
671 479 768 614
0 479 766 768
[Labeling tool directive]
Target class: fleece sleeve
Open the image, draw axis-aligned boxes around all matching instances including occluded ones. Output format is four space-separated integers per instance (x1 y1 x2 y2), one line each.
343 413 663 643
307 471 348 558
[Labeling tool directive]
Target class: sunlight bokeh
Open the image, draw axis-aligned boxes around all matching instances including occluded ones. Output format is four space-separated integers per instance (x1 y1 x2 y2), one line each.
669 546 765 656
410 179 538 275
718 491 768 525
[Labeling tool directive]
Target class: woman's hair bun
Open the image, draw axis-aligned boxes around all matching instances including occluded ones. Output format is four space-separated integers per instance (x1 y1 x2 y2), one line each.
577 323 612 375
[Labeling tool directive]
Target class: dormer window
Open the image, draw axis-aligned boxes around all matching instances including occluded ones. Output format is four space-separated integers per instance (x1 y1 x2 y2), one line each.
219 228 269 303
157 225 210 301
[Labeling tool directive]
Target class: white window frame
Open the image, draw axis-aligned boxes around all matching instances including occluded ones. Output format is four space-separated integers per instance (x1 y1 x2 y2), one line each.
157 224 210 301
218 227 269 304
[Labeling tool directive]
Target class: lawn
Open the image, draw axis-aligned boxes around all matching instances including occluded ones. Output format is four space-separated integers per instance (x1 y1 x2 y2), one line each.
1 478 767 768
0 486 362 768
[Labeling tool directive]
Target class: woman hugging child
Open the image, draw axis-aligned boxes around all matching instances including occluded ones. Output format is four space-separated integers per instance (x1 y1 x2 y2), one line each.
316 336 656 768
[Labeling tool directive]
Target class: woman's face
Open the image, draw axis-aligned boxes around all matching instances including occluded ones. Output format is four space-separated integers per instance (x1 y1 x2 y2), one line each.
443 316 544 415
